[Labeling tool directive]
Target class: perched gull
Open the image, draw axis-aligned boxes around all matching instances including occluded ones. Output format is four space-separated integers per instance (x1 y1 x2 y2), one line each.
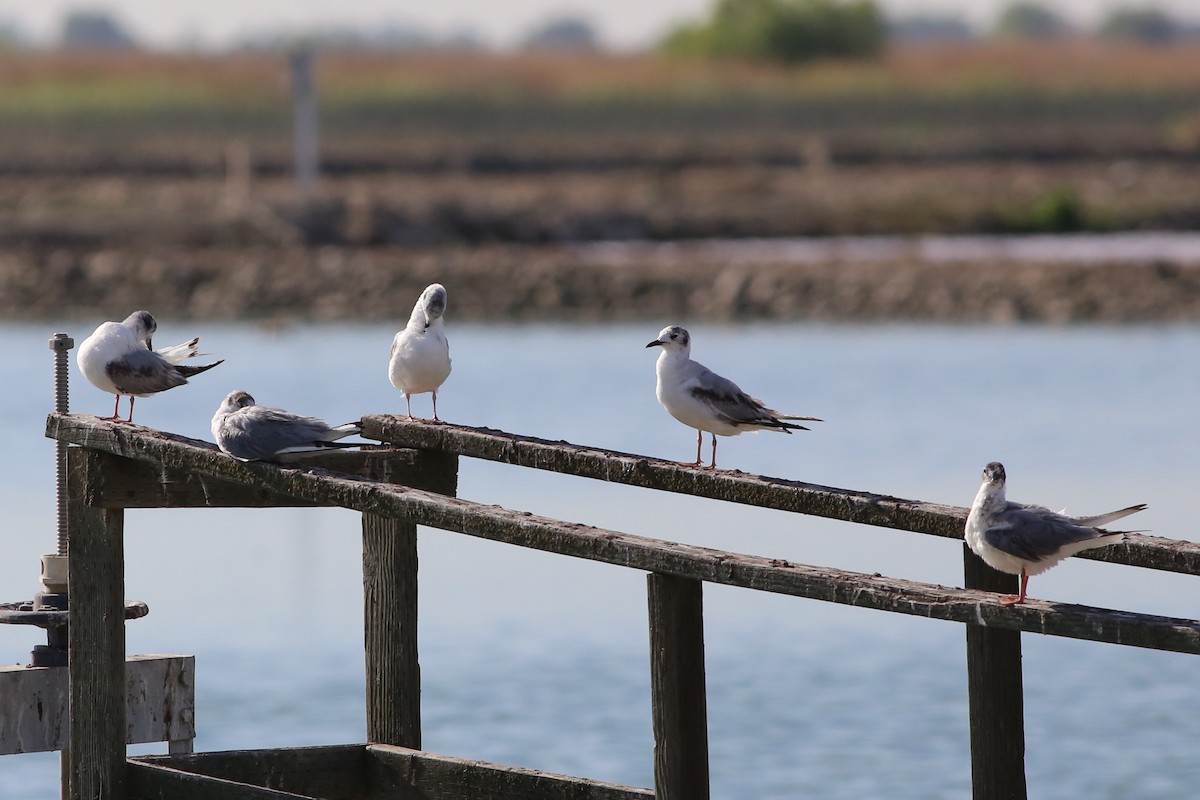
211 391 362 462
389 283 452 423
77 310 223 423
965 461 1147 605
646 325 821 469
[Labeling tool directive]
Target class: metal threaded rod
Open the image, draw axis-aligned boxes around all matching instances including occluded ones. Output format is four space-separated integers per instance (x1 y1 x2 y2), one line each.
49 333 73 556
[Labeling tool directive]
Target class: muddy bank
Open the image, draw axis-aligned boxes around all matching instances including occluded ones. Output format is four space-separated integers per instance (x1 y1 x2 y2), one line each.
4 242 1199 324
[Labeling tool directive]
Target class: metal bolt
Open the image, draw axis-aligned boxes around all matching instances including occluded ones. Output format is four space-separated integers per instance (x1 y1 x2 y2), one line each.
49 333 73 556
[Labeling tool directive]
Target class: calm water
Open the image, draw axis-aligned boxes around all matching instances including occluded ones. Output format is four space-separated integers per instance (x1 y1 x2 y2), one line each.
2 321 1199 798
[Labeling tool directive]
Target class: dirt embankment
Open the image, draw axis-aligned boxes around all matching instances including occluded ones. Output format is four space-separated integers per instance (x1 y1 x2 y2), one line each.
4 240 1199 324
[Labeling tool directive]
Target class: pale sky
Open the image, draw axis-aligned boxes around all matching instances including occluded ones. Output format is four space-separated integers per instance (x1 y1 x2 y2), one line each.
0 0 1197 50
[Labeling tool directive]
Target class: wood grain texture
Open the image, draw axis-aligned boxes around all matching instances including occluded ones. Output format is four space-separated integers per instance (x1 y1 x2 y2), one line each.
129 744 364 800
67 447 127 800
963 546 1028 800
648 574 710 800
46 414 1200 653
0 655 194 756
368 743 655 799
358 417 1199 575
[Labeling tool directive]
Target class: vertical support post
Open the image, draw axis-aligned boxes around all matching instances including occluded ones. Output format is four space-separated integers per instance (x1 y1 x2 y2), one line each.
67 449 127 800
288 47 319 201
647 573 710 800
361 449 458 750
963 546 1027 800
363 514 421 748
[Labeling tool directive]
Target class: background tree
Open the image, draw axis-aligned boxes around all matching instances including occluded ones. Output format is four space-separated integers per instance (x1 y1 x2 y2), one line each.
1098 7 1179 44
59 10 137 50
993 2 1069 39
520 16 600 52
662 0 885 63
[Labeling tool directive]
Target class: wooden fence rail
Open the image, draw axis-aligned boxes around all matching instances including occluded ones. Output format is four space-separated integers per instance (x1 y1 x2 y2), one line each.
37 412 1200 800
359 416 1200 576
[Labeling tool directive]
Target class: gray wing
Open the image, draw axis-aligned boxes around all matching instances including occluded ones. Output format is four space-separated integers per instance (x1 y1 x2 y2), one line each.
690 367 771 425
690 365 804 430
982 503 1104 561
220 407 334 461
106 348 186 395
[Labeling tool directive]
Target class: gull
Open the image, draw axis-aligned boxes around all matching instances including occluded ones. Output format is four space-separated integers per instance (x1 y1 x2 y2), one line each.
646 325 821 469
211 391 362 462
965 461 1147 606
77 310 223 423
389 283 452 422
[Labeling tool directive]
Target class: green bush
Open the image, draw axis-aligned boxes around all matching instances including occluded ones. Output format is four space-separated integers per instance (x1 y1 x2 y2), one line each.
1098 7 1179 43
993 2 1069 39
662 0 885 63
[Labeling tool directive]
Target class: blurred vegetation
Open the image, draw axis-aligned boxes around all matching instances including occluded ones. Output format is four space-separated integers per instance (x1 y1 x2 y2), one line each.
995 187 1090 233
661 0 885 63
993 2 1069 39
1099 7 1180 44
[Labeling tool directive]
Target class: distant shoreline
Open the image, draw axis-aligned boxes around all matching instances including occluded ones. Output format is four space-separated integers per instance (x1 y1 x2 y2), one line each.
6 236 1200 324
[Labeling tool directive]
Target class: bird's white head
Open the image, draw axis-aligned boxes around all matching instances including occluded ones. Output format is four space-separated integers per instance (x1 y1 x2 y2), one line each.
124 310 157 349
978 461 1008 505
645 325 691 357
220 390 256 414
414 283 448 331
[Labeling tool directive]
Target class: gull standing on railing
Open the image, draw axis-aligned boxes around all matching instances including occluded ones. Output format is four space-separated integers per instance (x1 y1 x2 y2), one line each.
646 325 821 469
389 283 452 423
77 310 223 423
211 390 361 462
965 461 1147 605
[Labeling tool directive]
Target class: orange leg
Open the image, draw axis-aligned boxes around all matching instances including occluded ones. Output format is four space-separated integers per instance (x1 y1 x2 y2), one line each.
999 570 1029 606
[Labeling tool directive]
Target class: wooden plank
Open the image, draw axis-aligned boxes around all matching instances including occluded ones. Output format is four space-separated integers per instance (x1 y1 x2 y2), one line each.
367 744 655 799
963 547 1027 800
128 763 318 800
131 744 365 800
45 414 1200 654
68 447 128 800
84 447 450 509
358 417 1200 576
647 574 710 800
0 655 194 756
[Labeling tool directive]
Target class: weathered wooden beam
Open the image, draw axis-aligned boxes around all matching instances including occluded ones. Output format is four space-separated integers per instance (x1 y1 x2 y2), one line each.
129 744 365 800
963 547 1027 800
45 414 1200 654
367 744 655 799
67 447 128 800
0 655 194 756
647 574 710 800
81 447 449 509
359 417 1200 576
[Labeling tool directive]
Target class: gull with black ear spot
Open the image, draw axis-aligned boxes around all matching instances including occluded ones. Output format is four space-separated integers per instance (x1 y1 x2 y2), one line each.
389 283 452 423
646 324 821 470
211 391 362 462
965 461 1147 606
77 310 223 423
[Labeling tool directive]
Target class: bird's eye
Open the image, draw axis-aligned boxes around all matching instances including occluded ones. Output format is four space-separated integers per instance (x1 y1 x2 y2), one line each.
669 333 677 340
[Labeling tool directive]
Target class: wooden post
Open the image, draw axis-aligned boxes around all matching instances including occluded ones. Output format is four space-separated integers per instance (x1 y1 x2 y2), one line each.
963 545 1027 800
363 515 420 748
67 448 127 800
647 573 709 800
288 47 319 201
362 450 458 749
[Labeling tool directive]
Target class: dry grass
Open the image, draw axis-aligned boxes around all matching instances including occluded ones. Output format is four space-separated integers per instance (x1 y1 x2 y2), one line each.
4 41 1200 116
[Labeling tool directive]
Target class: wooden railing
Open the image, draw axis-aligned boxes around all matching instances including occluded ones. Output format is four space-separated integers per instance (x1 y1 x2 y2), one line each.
42 412 1200 800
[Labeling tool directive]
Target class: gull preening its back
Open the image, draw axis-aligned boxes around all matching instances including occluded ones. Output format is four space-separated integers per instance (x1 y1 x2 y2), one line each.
646 325 821 469
77 310 223 423
211 390 361 462
389 283 452 422
965 461 1147 605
